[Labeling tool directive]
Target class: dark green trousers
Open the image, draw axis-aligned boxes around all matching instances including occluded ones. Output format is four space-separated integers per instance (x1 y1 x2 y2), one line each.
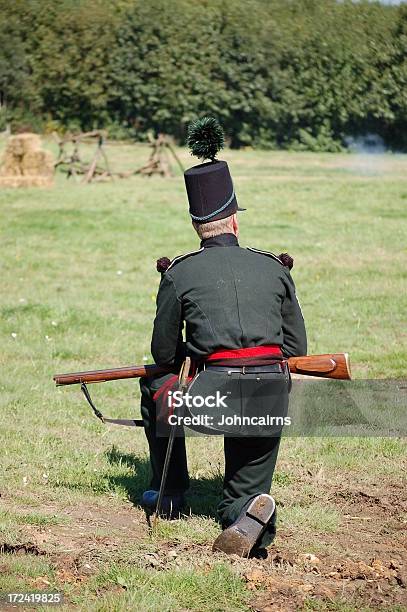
140 374 190 493
140 374 281 548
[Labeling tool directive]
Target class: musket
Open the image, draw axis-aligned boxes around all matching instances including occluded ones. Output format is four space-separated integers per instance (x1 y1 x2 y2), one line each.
54 353 351 386
53 353 351 428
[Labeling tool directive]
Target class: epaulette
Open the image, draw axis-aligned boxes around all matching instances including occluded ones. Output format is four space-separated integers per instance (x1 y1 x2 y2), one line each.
247 247 284 265
165 248 204 272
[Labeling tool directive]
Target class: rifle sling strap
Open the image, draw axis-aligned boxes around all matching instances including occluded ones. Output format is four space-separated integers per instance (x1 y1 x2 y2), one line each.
80 382 144 427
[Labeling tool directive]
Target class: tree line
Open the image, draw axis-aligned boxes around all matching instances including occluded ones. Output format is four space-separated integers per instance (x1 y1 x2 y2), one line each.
1 0 406 151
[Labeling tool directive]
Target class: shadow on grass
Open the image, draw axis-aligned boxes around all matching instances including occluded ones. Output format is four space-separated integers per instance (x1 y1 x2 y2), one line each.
106 446 223 519
105 446 150 506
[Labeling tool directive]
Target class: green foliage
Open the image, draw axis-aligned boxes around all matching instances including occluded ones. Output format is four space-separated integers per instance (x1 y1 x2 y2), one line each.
0 0 406 149
0 0 38 124
187 116 225 161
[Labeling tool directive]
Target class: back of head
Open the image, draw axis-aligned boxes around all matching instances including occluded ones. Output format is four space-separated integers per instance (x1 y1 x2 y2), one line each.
193 214 238 240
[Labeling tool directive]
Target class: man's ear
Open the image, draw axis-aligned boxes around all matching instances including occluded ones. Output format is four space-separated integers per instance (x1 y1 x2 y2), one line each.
232 214 239 236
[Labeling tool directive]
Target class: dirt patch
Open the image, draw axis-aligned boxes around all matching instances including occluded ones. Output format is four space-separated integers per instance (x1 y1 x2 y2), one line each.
246 552 407 611
333 484 407 513
326 557 404 584
219 480 407 609
1 480 406 608
0 496 149 590
0 542 46 556
243 512 407 610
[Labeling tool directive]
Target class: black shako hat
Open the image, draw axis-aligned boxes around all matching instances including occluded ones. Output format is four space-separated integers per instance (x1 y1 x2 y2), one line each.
184 117 245 224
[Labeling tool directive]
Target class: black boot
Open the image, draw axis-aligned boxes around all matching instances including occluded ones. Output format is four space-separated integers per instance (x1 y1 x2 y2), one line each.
212 494 275 557
141 490 185 519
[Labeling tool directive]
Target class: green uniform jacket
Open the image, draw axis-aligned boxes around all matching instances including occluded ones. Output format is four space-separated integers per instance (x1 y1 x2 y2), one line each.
151 233 307 366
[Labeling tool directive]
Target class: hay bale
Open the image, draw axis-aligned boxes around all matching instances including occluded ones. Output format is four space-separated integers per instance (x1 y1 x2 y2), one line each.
0 176 53 188
0 156 22 176
22 150 54 177
7 133 42 157
0 133 54 187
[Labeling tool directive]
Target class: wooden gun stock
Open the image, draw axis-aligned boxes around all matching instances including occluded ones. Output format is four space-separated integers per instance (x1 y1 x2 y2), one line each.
53 353 351 386
287 353 351 379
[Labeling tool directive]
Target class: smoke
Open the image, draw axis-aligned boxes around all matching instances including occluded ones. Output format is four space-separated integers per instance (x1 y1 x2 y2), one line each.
343 133 394 176
345 134 386 154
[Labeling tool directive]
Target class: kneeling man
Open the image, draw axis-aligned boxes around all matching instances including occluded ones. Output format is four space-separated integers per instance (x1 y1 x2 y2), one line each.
140 119 307 557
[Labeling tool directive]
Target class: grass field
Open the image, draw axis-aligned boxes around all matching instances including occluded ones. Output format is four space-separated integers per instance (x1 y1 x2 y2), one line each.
0 138 406 611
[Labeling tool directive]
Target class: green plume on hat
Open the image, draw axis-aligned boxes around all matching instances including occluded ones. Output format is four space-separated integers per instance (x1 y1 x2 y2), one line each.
187 116 225 162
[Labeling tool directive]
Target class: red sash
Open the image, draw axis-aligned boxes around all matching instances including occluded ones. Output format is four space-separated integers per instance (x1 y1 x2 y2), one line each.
205 344 282 366
152 345 283 406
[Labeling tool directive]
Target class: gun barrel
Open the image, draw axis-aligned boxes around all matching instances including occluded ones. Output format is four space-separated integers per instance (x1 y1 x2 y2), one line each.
53 364 169 386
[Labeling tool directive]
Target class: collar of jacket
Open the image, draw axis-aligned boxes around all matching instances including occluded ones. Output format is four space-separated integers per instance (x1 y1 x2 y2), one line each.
200 233 239 248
